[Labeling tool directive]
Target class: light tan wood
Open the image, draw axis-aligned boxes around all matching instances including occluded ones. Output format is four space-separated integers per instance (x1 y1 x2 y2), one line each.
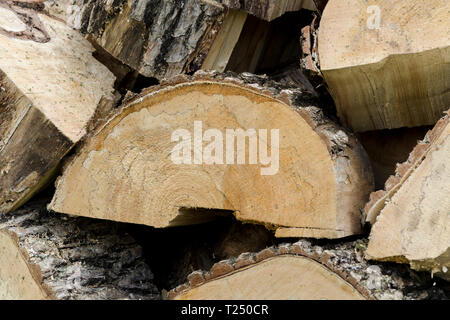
364 113 449 224
319 0 450 132
49 73 373 239
366 113 450 281
168 240 440 300
175 256 365 300
0 231 48 300
201 10 247 72
0 4 116 213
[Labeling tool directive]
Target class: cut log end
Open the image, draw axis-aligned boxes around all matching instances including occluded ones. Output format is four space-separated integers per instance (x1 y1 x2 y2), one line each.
319 0 450 131
168 239 443 300
364 111 450 224
365 111 450 281
48 71 373 239
174 255 367 300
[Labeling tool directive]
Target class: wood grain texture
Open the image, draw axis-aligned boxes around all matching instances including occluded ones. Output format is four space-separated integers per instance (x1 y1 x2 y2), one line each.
49 72 373 239
366 111 450 281
0 3 117 213
319 0 450 131
168 239 443 300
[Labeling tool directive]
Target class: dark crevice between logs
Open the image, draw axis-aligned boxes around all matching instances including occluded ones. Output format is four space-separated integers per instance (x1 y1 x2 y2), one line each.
125 213 277 292
90 38 159 95
223 9 337 119
357 126 432 190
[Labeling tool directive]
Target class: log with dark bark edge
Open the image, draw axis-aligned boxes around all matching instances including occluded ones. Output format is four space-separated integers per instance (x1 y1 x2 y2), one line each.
67 0 322 80
364 111 450 281
319 0 450 132
167 239 446 300
0 2 117 213
364 111 449 223
0 201 160 300
48 71 374 239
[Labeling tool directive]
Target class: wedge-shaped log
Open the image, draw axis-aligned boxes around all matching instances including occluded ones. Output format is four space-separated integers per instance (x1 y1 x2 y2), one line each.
68 0 321 79
49 72 373 239
168 239 442 300
319 0 450 132
365 111 450 281
0 201 159 300
0 3 116 213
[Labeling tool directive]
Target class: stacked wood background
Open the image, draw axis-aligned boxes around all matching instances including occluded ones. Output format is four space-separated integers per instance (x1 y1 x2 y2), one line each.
0 0 448 300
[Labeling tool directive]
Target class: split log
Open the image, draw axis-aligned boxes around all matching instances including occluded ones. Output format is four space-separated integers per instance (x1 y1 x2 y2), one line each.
67 0 321 80
319 0 450 132
167 239 445 300
0 2 117 213
49 72 374 239
365 111 450 280
0 201 160 300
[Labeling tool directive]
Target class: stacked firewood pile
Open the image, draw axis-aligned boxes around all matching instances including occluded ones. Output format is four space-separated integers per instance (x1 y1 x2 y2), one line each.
0 0 448 300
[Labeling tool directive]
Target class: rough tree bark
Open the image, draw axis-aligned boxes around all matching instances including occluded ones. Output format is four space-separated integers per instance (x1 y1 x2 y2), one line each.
48 71 374 239
365 111 450 281
221 0 319 21
167 239 447 300
0 201 160 300
67 0 322 80
318 0 449 132
0 1 117 213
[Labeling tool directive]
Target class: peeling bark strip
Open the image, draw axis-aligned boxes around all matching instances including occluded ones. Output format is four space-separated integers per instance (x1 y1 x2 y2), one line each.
319 0 450 132
365 111 450 281
67 0 320 80
168 239 445 300
0 9 117 213
49 71 373 239
0 0 50 42
0 201 160 300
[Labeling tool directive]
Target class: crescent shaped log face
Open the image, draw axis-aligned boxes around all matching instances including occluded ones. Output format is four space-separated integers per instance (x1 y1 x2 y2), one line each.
173 256 366 300
49 81 372 238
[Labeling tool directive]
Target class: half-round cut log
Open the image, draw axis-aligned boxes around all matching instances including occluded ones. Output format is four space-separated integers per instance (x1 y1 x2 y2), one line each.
319 0 450 132
365 111 450 281
168 240 440 300
173 255 366 300
49 72 374 239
